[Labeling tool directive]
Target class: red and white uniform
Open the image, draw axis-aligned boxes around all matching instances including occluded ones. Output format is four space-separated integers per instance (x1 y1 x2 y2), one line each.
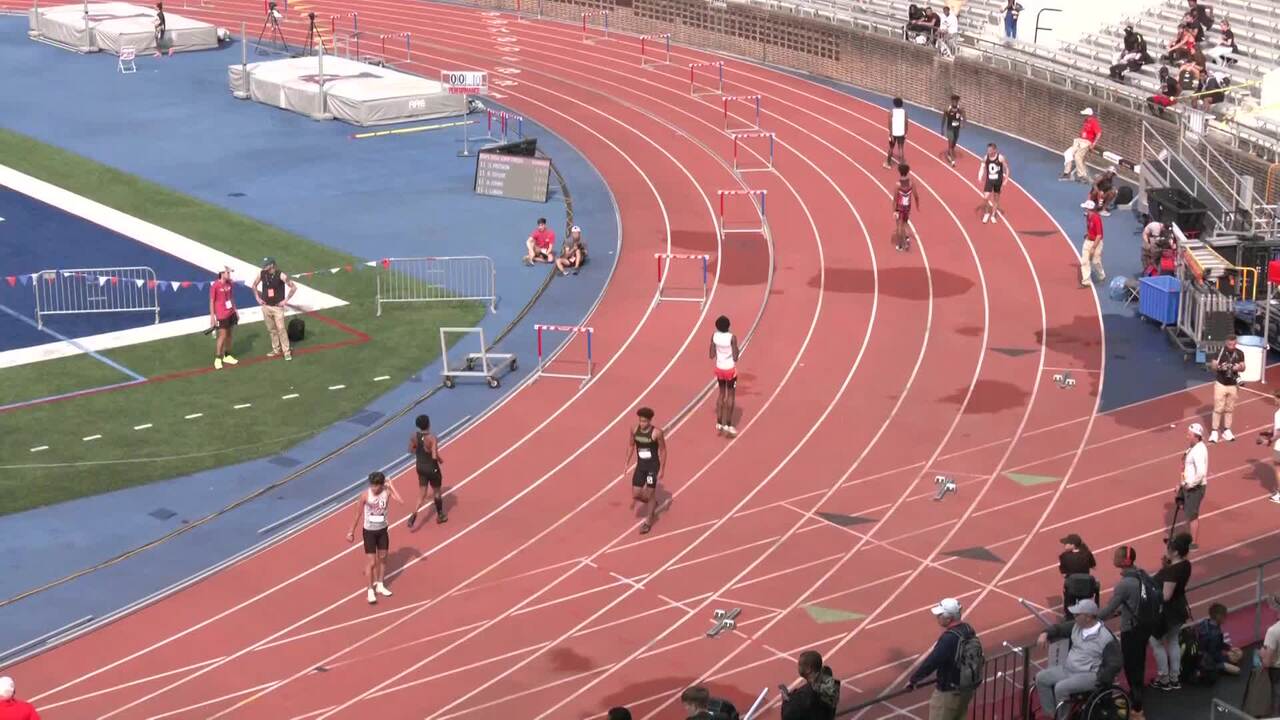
712 331 736 382
895 182 914 223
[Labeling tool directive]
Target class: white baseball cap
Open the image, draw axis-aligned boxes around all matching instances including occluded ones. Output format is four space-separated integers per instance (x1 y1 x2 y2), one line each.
1081 108 1095 116
1189 422 1204 437
0 676 13 700
931 598 962 617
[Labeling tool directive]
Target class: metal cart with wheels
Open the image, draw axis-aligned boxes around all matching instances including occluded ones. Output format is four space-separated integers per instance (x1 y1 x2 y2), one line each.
439 327 516 389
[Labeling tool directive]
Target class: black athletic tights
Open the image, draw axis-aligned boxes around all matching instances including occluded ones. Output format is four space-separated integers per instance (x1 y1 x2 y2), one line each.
1120 628 1149 711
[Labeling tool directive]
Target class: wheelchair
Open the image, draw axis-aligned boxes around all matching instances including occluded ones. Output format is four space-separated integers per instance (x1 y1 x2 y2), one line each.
1053 684 1134 720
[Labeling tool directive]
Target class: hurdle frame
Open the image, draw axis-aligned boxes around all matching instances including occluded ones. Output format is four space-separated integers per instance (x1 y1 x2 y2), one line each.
378 31 410 63
717 189 767 236
731 131 775 173
534 324 595 383
375 256 498 316
655 252 711 306
515 0 543 20
640 32 671 67
723 95 761 132
581 10 609 42
33 266 160 330
440 326 516 389
690 61 725 97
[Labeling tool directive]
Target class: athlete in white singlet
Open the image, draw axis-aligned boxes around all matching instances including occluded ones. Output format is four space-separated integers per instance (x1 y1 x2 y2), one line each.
710 315 741 436
346 471 403 604
885 97 908 168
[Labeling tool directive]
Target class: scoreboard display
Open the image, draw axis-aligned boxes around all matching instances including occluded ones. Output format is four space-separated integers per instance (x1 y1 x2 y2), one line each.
473 150 551 203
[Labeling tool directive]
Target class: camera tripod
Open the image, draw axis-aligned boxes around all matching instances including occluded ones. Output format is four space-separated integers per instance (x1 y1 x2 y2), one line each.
256 1 289 55
303 12 327 56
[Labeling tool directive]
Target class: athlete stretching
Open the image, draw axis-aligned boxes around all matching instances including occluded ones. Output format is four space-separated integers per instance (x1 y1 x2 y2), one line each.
977 143 1010 224
624 407 666 535
710 315 741 437
346 471 403 604
893 164 919 252
407 414 447 528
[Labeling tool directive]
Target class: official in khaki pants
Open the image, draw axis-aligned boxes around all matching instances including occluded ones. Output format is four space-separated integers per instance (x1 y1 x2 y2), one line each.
1080 201 1105 288
1208 335 1246 443
254 257 297 360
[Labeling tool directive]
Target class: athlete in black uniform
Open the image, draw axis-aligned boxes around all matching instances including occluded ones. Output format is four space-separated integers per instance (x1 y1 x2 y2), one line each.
623 407 666 535
977 143 1009 224
407 414 447 528
941 95 964 167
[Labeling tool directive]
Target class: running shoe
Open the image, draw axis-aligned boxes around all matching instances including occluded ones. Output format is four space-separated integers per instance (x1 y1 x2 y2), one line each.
375 582 392 597
1223 429 1236 442
407 511 417 529
437 511 448 524
1270 492 1280 504
367 588 377 604
267 350 281 358
1165 679 1181 690
214 357 223 370
284 353 292 361
1209 430 1220 443
639 521 652 535
716 423 724 433
222 354 239 365
982 213 991 224
725 426 738 437
1100 210 1112 217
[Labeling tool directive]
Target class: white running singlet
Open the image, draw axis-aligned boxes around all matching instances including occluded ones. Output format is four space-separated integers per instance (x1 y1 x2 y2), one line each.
890 108 907 138
712 331 735 371
363 489 389 531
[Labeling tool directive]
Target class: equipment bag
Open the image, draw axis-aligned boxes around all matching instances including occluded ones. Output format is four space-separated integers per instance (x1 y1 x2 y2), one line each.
287 317 306 343
1131 569 1165 632
951 624 986 691
707 697 739 720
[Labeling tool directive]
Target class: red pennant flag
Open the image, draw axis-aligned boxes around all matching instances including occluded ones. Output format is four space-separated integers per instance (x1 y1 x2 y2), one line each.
110 277 119 286
181 281 192 288
4 276 14 287
381 258 391 269
147 279 158 289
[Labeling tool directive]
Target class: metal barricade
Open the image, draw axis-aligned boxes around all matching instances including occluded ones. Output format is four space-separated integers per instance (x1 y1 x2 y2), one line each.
33 266 159 330
375 256 497 316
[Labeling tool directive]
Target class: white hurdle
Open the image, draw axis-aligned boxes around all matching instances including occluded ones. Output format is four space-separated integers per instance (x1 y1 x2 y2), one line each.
689 61 724 96
731 131 775 173
640 32 671 67
535 323 594 383
33 266 159 330
723 95 761 131
717 189 767 236
582 10 609 42
655 252 711 306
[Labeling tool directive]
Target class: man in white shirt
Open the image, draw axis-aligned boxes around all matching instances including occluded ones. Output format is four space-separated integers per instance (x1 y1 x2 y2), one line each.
1263 391 1280 504
1260 595 1280 716
1178 423 1208 548
938 5 959 56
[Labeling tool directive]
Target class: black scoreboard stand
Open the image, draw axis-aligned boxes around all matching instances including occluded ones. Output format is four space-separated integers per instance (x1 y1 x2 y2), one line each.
473 138 551 203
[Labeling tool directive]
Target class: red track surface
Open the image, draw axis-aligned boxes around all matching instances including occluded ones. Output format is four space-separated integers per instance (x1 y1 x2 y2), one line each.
6 3 1280 718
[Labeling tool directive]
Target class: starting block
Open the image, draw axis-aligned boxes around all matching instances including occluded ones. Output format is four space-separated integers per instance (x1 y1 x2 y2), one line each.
723 95 762 132
717 189 767 236
707 607 741 637
731 131 775 173
640 32 671 67
933 474 956 501
582 11 609 42
690 61 725 97
1052 371 1077 389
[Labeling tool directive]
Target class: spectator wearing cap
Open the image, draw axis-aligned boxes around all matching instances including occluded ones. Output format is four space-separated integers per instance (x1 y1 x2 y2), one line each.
0 676 41 720
1178 422 1209 547
1149 67 1181 116
1059 533 1100 618
524 217 556 266
556 225 587 276
253 257 297 361
1034 599 1122 718
1150 533 1193 690
1209 335 1245 445
680 686 714 719
1141 219 1174 275
907 598 976 720
1079 201 1105 289
1061 109 1101 184
1123 26 1153 64
1098 546 1151 718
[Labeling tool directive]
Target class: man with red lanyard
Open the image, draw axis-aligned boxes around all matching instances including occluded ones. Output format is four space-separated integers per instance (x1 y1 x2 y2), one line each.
1061 108 1101 183
209 267 239 370
0 676 40 720
253 257 296 361
1080 201 1105 289
524 217 556 266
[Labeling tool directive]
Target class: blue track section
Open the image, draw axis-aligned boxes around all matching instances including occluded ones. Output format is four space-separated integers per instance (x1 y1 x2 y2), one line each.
0 186 256 351
0 17 618 657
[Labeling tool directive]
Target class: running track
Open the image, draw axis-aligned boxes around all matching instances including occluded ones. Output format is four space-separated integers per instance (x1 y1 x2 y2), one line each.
5 3 1279 718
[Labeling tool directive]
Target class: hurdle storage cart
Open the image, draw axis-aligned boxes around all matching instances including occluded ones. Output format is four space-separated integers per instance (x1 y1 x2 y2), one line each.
439 327 516 388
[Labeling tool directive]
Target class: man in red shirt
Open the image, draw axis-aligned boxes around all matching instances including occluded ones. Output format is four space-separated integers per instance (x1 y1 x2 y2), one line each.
208 267 239 370
0 677 41 720
523 217 556 266
1061 108 1102 183
1080 200 1106 288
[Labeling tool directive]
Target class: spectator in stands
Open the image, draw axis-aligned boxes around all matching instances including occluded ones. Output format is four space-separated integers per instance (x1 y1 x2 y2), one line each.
1059 533 1100 619
680 687 714 719
906 597 977 720
1080 200 1105 289
607 708 632 720
1109 46 1146 83
1164 23 1197 65
1150 533 1193 691
1124 26 1154 65
1191 603 1244 681
1261 596 1280 715
1061 108 1100 184
1034 600 1122 719
1204 19 1238 66
556 225 587 276
1089 168 1119 215
1149 67 1181 116
1003 0 1022 39
1178 54 1206 98
0 676 40 720
1187 0 1214 36
906 4 933 44
779 650 839 720
1177 423 1208 549
524 217 556 266
1098 546 1150 719
938 5 958 56
1209 335 1245 444
1197 70 1230 110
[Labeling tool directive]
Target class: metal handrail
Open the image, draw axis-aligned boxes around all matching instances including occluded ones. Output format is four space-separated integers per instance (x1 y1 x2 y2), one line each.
1032 7 1061 45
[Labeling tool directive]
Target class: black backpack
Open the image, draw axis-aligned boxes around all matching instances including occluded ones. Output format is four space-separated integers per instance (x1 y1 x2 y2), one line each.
707 698 739 720
1129 569 1165 631
287 317 305 342
1178 624 1204 683
950 624 985 691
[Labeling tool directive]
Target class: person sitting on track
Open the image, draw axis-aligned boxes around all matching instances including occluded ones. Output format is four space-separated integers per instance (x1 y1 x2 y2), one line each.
710 315 741 437
623 407 666 535
406 414 446 528
556 225 587 276
524 217 556 266
977 143 1009 225
346 471 403 604
1089 168 1119 216
893 163 919 252
1034 599 1122 719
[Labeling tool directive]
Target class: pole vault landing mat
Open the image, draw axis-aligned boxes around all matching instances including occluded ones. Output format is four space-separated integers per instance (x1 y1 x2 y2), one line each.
29 2 218 55
228 55 467 126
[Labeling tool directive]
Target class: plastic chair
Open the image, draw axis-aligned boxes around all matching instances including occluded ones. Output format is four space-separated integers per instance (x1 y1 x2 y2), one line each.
119 47 137 74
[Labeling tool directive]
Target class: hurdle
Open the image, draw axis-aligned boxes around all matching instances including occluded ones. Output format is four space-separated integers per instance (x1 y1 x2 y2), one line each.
440 327 515 389
582 11 609 42
329 11 359 59
375 256 497 316
515 0 542 20
490 110 524 143
640 32 671 67
655 252 711 306
723 95 761 132
33 266 160 330
534 324 594 383
731 131 775 173
690 61 725 96
717 189 767 236
378 31 410 63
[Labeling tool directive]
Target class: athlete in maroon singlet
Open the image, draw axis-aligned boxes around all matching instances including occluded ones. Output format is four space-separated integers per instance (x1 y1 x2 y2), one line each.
893 164 920 252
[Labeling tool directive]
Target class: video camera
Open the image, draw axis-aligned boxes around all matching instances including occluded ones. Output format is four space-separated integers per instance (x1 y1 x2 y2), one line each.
267 1 282 19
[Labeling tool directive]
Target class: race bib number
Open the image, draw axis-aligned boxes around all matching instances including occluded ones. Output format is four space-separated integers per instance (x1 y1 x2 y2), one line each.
987 162 1001 176
368 514 385 525
224 300 233 310
644 473 657 487
637 448 653 460
267 288 275 298
899 195 910 207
